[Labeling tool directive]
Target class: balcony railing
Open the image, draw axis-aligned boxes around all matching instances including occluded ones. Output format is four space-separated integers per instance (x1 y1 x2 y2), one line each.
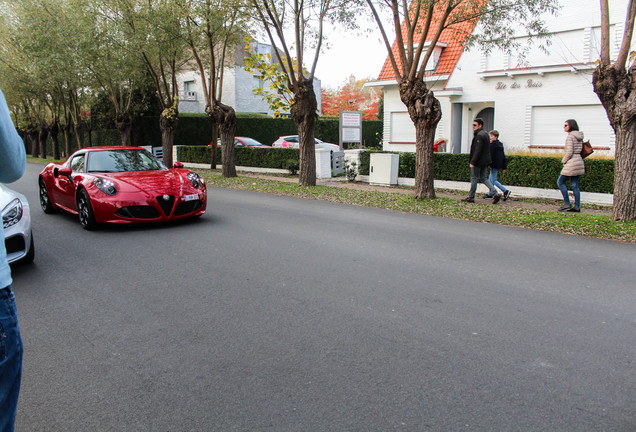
181 91 197 101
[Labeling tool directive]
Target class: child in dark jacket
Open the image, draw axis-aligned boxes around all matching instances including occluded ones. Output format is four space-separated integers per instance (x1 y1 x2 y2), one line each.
485 130 511 200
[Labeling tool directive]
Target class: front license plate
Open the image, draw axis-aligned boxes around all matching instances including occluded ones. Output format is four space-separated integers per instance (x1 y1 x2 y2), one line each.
184 193 198 201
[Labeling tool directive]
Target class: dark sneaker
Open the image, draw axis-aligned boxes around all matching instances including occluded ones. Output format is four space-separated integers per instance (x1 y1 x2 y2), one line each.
461 197 475 203
558 204 572 211
568 207 580 213
492 194 501 204
503 190 511 201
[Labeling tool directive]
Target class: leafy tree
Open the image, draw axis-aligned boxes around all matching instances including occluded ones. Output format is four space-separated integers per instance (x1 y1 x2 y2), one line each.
181 0 247 177
593 0 636 221
82 0 155 146
243 38 294 118
321 76 380 119
249 0 362 186
112 0 190 166
0 0 94 156
366 0 559 199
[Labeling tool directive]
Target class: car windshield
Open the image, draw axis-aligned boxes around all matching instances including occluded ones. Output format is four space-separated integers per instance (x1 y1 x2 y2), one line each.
242 138 265 147
86 149 167 173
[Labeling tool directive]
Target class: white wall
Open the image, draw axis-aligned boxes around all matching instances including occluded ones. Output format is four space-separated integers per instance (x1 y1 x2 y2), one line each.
380 0 632 155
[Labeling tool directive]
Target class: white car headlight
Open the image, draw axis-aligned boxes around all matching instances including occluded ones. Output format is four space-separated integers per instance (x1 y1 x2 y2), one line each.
94 177 118 195
187 172 202 188
2 198 23 228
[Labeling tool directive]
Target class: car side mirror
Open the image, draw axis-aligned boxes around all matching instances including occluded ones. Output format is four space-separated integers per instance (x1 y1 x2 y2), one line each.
173 162 184 168
58 167 72 176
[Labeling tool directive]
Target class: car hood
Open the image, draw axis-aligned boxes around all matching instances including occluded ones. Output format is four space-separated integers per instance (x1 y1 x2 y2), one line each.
101 169 187 193
0 183 27 209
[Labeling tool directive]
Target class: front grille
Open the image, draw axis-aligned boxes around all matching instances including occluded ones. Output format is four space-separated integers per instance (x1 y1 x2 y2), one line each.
174 200 202 216
5 235 25 254
156 195 175 216
115 206 160 219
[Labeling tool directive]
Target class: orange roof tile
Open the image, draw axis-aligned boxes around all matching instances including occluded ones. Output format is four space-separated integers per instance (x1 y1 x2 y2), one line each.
376 6 479 88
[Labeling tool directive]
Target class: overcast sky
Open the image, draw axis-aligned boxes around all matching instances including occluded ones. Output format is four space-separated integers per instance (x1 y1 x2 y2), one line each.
313 25 392 89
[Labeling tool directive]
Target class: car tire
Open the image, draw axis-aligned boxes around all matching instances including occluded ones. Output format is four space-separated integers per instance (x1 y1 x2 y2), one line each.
77 189 97 230
39 178 55 213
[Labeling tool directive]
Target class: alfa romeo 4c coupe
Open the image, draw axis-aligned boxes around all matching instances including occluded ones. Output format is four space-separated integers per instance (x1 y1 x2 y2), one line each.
38 147 207 230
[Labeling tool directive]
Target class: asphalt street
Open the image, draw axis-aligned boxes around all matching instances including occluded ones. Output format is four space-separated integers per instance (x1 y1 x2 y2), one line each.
7 162 636 431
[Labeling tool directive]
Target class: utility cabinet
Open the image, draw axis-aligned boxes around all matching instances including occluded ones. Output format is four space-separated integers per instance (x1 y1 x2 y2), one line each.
369 153 399 186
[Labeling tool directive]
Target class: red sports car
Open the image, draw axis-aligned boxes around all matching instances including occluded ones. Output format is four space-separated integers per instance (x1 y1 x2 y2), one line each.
38 146 207 229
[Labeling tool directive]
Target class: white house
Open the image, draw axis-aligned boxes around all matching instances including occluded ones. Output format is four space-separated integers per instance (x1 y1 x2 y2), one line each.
178 40 321 117
369 0 631 156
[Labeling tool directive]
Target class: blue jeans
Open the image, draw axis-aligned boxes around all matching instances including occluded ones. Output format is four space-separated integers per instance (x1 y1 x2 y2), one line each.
557 175 581 208
469 166 497 199
489 168 508 194
0 286 22 432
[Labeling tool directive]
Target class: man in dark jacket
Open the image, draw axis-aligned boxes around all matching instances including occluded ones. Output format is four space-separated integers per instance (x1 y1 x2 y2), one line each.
462 118 500 203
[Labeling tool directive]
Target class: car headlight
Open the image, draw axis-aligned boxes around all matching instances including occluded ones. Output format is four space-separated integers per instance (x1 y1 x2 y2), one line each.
94 177 117 195
187 172 203 188
2 198 23 229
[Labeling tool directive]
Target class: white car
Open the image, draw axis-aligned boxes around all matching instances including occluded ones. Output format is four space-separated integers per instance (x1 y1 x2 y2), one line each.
272 135 341 152
1 183 34 265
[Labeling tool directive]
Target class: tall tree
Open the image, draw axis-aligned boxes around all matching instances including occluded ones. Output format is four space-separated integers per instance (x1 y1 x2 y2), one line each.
250 0 361 186
366 0 558 198
593 0 636 221
115 0 190 167
181 0 246 177
85 0 150 146
0 0 92 155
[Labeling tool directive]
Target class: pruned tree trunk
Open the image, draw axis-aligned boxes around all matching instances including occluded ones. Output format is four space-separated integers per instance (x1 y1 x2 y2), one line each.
399 79 442 199
593 63 636 221
159 111 178 168
73 121 83 149
116 112 133 146
38 127 49 159
207 102 236 177
63 123 71 157
210 124 218 170
291 78 317 187
28 131 39 158
50 122 60 160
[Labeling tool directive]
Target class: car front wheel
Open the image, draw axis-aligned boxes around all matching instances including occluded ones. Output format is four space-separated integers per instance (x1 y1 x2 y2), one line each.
77 189 97 230
39 178 55 213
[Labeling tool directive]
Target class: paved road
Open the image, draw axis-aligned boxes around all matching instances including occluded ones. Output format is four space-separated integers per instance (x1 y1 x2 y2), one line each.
8 162 636 431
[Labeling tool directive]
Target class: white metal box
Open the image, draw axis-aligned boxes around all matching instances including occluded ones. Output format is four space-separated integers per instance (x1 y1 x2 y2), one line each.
369 153 399 185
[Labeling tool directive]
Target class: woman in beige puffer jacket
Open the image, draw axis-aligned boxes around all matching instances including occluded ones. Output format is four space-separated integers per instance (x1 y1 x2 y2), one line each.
557 119 585 212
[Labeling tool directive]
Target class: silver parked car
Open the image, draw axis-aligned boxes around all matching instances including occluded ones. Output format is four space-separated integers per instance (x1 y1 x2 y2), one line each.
272 135 340 151
1 183 34 265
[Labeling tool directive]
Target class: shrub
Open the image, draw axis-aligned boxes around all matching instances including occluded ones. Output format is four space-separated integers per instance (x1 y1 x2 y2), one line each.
177 146 299 169
284 159 299 175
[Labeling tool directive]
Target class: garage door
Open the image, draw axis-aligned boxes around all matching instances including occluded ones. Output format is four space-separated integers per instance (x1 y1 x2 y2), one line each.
531 105 614 147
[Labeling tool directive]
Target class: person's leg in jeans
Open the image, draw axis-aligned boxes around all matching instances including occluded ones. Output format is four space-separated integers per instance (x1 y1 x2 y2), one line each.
468 166 479 199
557 175 571 207
570 175 581 208
480 166 498 196
489 167 508 194
0 286 23 432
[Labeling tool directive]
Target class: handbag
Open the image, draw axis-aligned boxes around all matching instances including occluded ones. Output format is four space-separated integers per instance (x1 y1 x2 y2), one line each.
581 140 594 158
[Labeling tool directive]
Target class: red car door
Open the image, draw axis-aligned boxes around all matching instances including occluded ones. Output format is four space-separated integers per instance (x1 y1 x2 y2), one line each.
52 154 85 211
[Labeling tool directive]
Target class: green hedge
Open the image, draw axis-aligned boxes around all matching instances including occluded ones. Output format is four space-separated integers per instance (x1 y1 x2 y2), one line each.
163 114 382 148
177 146 299 169
359 151 614 194
39 114 382 157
